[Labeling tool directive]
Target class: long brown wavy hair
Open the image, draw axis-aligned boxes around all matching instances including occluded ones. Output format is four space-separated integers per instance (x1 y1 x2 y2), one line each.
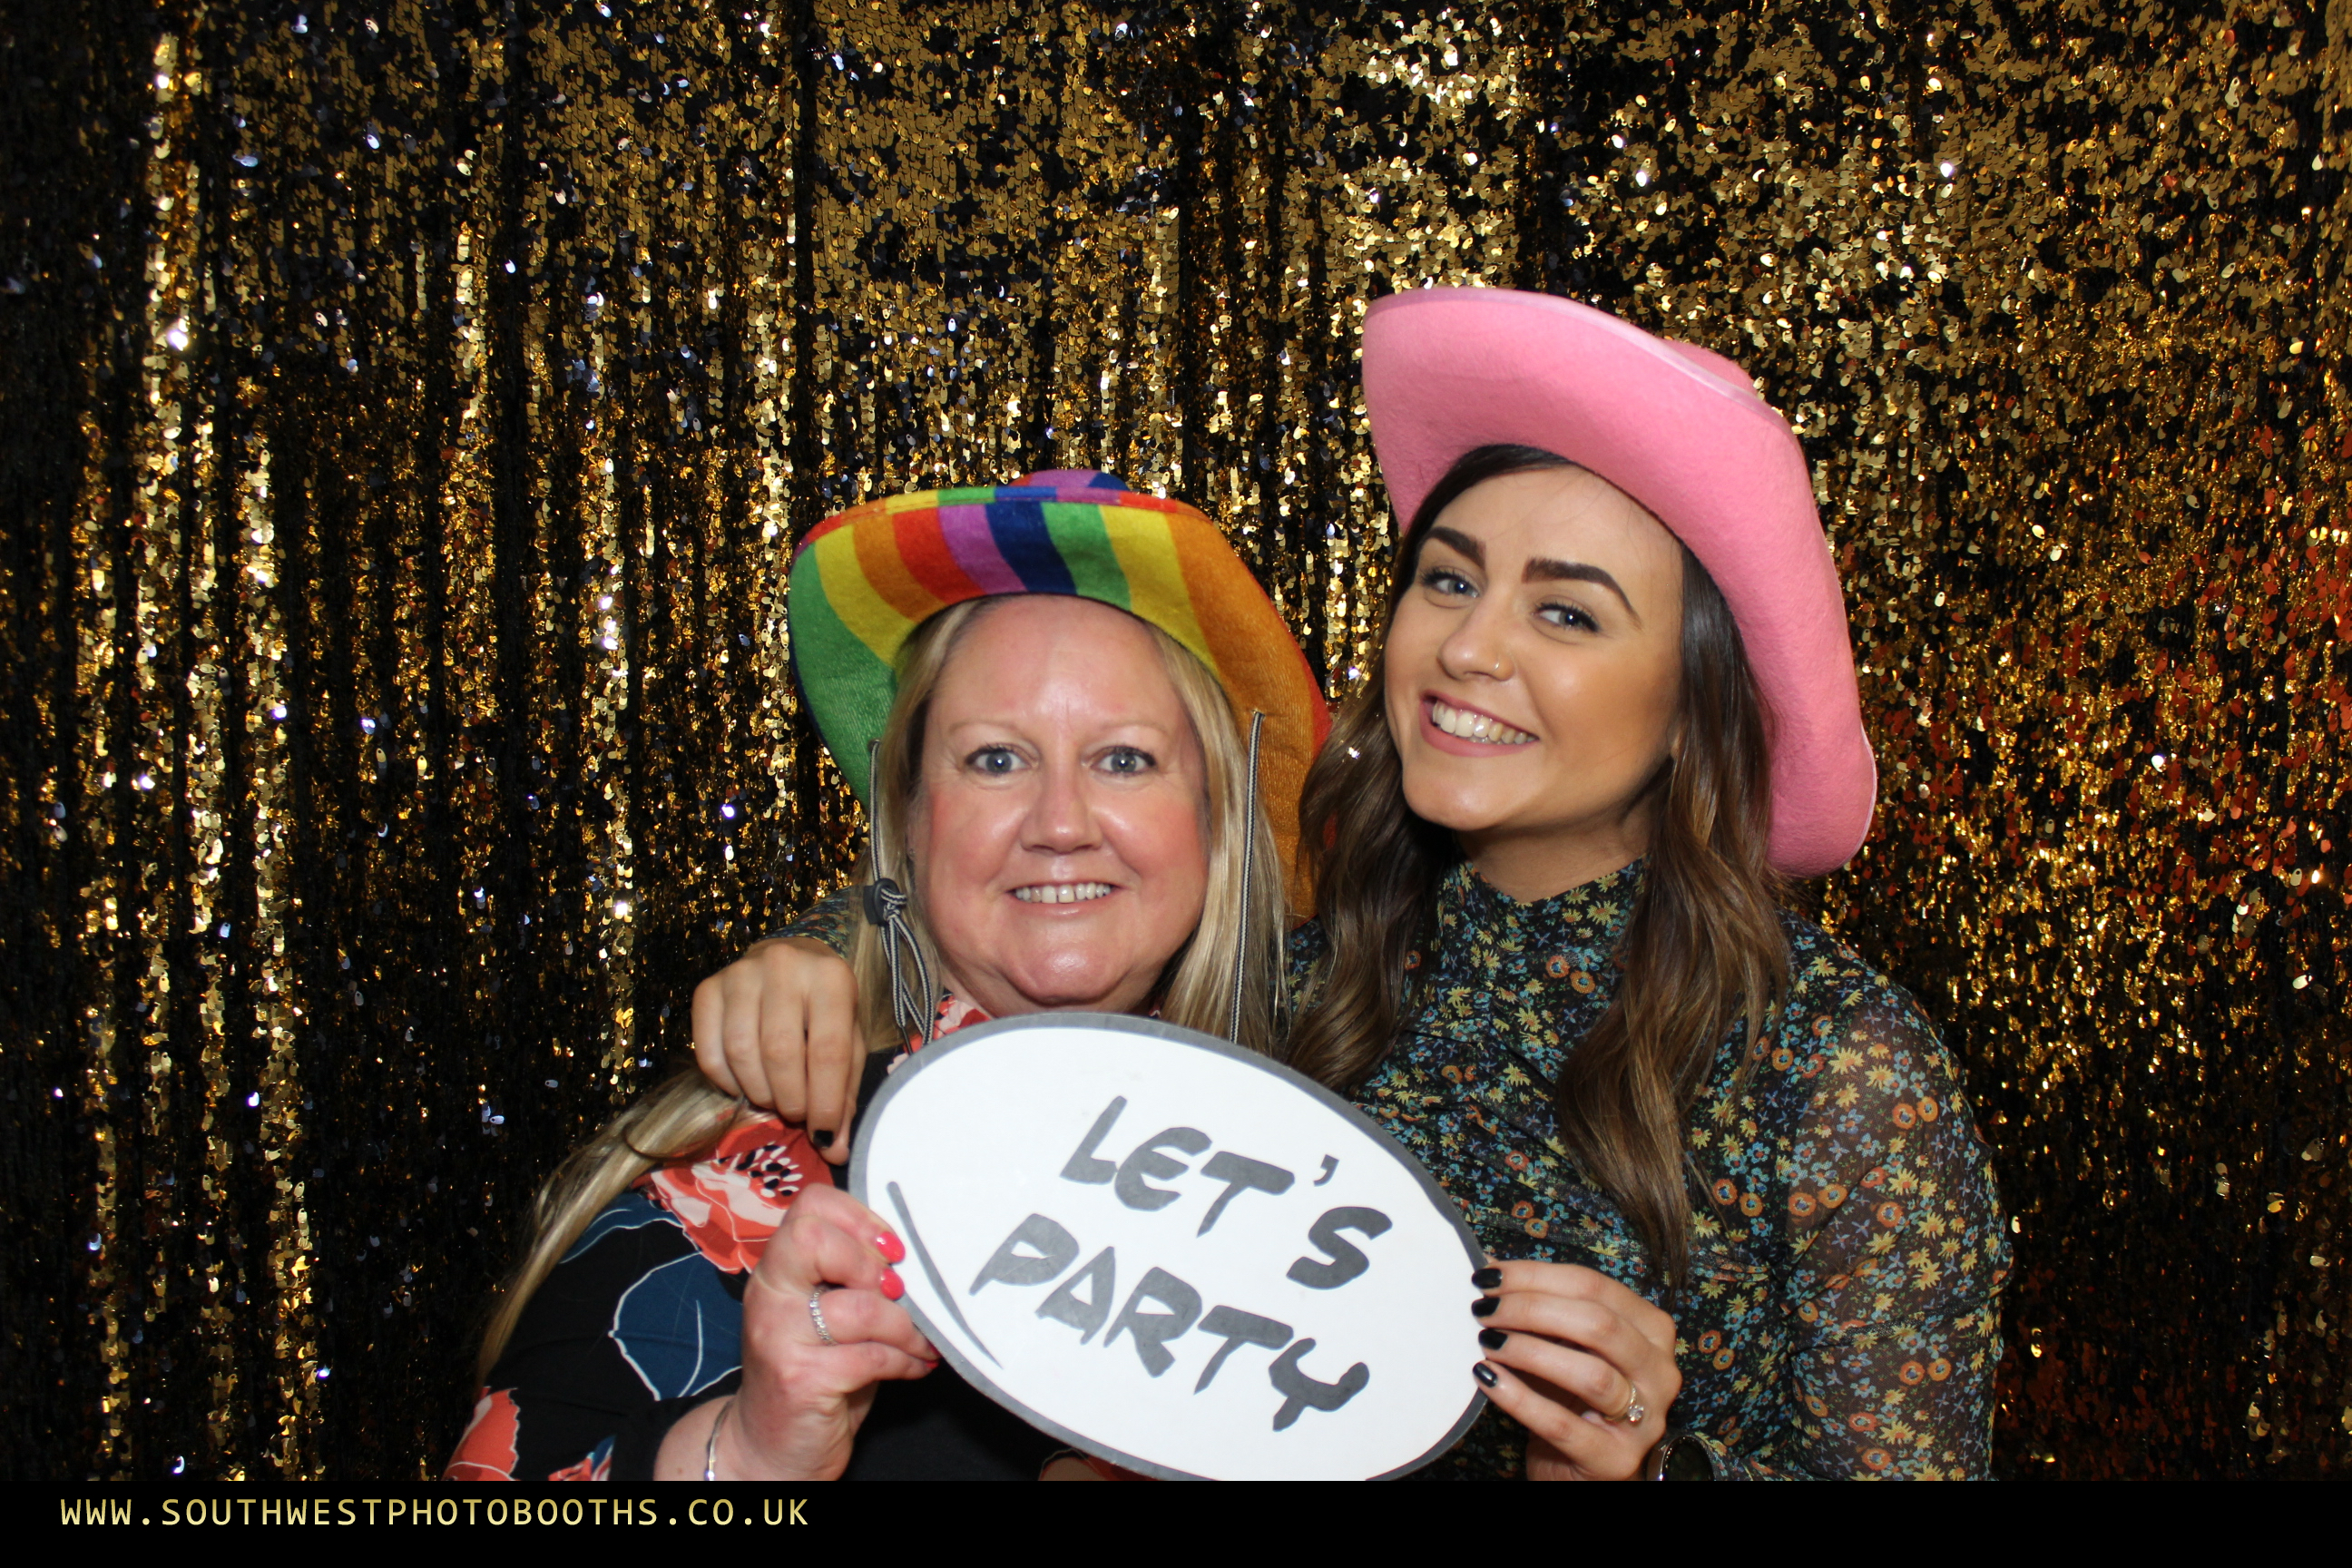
1289 444 1788 1286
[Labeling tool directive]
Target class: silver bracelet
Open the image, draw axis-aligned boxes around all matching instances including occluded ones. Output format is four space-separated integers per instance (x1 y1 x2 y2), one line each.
703 1395 734 1483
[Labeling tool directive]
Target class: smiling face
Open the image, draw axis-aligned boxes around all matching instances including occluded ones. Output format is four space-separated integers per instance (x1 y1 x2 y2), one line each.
910 596 1212 1019
1382 466 1687 899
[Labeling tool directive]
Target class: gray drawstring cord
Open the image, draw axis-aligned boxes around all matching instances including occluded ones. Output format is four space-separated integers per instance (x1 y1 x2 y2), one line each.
862 877 936 1047
1226 711 1266 1044
863 739 936 1047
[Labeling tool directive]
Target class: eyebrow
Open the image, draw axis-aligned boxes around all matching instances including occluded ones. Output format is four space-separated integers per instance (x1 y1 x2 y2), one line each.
1423 525 1642 623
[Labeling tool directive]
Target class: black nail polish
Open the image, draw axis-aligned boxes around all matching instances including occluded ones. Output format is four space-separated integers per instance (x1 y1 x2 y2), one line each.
1478 1328 1508 1351
1472 1362 1498 1388
1471 1296 1500 1318
811 1130 835 1150
1471 1266 1503 1289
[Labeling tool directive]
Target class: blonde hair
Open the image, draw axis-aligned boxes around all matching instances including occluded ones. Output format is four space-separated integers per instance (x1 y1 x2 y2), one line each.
477 595 1285 1377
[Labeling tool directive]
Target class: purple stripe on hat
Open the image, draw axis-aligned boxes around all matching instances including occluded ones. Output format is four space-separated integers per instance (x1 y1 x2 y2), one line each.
1018 468 1129 490
937 503 1028 594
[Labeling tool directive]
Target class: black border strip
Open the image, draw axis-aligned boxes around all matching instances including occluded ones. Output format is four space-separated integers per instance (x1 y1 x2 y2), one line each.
849 1012 1489 1482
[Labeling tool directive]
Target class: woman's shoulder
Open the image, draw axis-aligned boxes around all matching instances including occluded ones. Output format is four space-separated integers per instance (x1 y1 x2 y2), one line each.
1700 908 1988 1147
1709 908 2010 1298
1281 917 1330 994
1771 908 1944 1054
1731 910 1997 1171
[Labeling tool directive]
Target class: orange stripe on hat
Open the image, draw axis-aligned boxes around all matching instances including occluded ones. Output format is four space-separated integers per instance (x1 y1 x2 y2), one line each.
854 503 947 625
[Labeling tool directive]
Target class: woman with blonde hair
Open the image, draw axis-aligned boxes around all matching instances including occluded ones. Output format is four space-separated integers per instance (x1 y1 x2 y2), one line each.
446 470 1325 1482
704 293 2009 1480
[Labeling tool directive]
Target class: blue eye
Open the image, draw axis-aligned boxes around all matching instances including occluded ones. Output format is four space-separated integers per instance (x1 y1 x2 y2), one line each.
1100 747 1154 776
967 747 1020 775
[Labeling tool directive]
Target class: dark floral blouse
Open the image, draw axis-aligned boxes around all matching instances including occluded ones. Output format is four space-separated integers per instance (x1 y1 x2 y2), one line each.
1303 859 2009 1480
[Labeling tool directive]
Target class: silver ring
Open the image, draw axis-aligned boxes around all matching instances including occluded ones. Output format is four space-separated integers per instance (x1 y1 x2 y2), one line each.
1618 1380 1646 1426
807 1285 838 1346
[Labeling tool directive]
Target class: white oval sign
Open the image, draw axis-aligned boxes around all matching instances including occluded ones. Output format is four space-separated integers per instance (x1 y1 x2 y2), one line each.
850 1013 1487 1480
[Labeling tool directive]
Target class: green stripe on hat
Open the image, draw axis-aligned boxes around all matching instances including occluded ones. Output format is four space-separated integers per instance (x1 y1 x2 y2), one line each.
789 548 894 804
1042 502 1132 609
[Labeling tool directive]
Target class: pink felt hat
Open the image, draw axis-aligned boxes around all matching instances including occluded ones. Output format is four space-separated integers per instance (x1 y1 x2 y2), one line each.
1361 288 1876 876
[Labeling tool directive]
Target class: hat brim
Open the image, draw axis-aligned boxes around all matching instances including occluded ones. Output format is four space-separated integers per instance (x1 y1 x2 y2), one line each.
1363 289 1876 877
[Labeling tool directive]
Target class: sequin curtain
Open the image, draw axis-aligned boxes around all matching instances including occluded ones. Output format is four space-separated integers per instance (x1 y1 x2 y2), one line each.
4 0 2347 1481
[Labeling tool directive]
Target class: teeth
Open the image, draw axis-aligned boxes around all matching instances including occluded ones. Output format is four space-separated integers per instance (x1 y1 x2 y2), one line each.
1014 882 1114 905
1430 699 1534 746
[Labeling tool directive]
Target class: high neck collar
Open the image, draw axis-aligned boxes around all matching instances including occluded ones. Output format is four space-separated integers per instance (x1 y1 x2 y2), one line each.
1437 856 1643 953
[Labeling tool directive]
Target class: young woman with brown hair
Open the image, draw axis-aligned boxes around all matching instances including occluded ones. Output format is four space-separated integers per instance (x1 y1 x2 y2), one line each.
701 291 2008 1480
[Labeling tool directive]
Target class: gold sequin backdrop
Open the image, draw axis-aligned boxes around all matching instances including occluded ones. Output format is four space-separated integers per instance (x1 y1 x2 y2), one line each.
5 0 2348 1481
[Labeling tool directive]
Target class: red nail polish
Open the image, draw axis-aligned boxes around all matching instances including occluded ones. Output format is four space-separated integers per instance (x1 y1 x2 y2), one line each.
880 1268 905 1300
877 1231 906 1264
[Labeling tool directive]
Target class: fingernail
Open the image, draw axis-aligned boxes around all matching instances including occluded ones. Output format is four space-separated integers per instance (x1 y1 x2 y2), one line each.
1471 1296 1500 1318
810 1130 835 1150
876 1231 906 1264
1477 1328 1508 1351
1472 1362 1498 1388
1472 1266 1503 1289
880 1268 906 1301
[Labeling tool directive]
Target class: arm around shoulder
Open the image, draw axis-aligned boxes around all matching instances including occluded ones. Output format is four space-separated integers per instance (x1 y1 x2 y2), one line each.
691 887 865 1139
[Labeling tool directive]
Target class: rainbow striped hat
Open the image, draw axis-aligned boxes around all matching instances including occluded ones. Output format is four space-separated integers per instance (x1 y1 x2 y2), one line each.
789 469 1331 886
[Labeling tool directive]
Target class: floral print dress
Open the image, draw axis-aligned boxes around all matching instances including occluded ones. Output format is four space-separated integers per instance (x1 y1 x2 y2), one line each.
445 1114 824 1482
442 998 1046 1482
1305 859 2010 1479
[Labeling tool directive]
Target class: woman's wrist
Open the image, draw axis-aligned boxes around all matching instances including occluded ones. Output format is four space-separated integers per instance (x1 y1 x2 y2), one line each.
652 1394 740 1480
707 1387 816 1483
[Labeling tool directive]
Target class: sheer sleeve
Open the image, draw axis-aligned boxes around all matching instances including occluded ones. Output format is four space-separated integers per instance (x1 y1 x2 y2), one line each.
1698 970 2010 1480
762 884 859 959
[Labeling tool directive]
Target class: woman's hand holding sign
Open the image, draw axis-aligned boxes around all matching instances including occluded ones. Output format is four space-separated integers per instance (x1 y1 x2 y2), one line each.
1472 1261 1679 1481
657 1186 937 1481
